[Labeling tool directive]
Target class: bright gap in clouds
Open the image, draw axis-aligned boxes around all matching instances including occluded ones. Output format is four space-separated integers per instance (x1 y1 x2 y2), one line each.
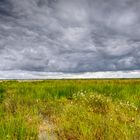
0 70 139 79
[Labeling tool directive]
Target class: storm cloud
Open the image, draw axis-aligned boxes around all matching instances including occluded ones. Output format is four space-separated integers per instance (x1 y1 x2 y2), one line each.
0 0 140 78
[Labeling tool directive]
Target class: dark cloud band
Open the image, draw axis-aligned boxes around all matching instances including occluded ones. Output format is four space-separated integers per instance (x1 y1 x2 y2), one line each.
0 0 140 75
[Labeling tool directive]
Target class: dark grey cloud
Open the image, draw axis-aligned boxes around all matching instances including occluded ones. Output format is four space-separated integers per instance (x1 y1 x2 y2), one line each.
0 0 140 75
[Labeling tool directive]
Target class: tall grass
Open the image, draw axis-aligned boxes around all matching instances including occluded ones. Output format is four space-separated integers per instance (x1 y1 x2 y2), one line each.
0 79 140 139
0 85 5 103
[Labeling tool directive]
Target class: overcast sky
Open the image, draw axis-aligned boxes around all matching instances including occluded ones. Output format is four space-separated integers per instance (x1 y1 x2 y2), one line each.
0 0 140 78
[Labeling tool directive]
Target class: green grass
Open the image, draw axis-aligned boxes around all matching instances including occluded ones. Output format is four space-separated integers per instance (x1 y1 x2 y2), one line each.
0 79 140 140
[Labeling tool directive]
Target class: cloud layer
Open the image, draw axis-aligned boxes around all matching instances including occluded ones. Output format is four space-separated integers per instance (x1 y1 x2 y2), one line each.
0 0 140 77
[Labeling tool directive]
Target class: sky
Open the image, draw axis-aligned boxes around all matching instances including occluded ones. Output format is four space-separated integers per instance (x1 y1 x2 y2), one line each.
0 0 140 79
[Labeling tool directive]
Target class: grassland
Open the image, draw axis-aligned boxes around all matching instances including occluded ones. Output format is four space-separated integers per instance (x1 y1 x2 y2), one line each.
0 79 140 140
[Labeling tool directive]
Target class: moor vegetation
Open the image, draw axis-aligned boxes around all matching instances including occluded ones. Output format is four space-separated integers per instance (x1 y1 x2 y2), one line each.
0 79 140 140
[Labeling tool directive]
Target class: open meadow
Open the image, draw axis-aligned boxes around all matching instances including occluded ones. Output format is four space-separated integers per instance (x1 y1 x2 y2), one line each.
0 79 140 140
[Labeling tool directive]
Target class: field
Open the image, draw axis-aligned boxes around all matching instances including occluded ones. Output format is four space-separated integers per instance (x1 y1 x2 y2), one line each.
0 79 140 140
